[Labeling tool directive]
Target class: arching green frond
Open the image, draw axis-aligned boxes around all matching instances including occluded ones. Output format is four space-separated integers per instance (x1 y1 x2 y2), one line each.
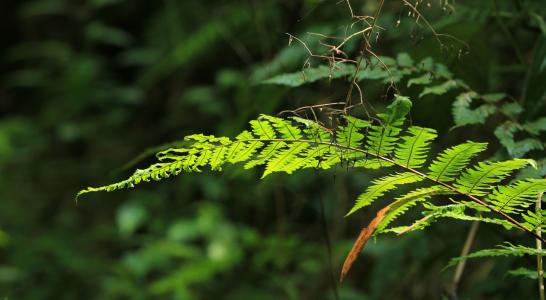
428 141 488 182
445 242 546 269
394 126 437 168
487 179 546 213
336 116 370 148
522 210 546 232
77 161 185 199
346 172 424 216
250 119 276 139
260 115 302 139
244 141 287 169
226 131 264 163
454 159 535 196
262 142 309 178
375 185 452 233
385 203 514 235
366 95 411 156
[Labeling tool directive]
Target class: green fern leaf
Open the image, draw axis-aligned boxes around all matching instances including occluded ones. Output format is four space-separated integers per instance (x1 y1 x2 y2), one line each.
346 172 424 216
487 179 546 213
453 92 496 127
394 126 437 168
385 203 514 235
250 119 276 139
419 80 458 97
227 131 264 163
244 141 287 169
366 95 411 156
337 116 370 148
407 73 432 87
454 159 535 196
375 185 452 233
262 142 309 178
445 242 546 269
428 142 488 182
261 115 302 139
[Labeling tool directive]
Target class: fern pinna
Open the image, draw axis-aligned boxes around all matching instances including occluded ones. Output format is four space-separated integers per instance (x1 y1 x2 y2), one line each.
77 96 546 281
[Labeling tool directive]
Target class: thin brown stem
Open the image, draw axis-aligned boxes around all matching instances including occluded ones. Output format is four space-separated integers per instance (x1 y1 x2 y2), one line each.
450 221 480 298
537 189 545 300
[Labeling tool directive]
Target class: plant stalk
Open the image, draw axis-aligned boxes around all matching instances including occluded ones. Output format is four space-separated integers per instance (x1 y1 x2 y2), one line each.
537 189 545 300
451 221 480 298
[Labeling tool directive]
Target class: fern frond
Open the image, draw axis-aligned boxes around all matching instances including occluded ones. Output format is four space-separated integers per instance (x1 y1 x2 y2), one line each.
445 242 546 269
487 179 546 213
428 141 488 182
346 172 425 216
394 126 437 168
77 97 546 281
244 141 286 169
419 79 458 98
375 185 453 233
250 119 276 139
385 203 514 235
522 209 546 232
454 159 535 196
261 115 302 139
366 95 411 156
336 116 370 148
262 142 309 178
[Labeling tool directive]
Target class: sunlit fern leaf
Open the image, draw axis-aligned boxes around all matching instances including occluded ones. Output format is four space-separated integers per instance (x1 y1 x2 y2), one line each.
394 126 437 168
336 115 371 148
244 141 286 169
227 131 264 163
261 115 302 139
299 145 336 169
428 141 488 182
346 172 424 216
262 142 309 178
291 116 332 142
250 119 276 139
376 185 448 234
487 179 546 213
384 203 514 235
353 158 394 169
454 159 535 196
375 185 452 233
366 95 411 156
522 209 546 232
209 137 231 171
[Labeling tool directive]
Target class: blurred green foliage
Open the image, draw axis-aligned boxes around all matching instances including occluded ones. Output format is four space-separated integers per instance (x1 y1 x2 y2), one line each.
1 0 546 299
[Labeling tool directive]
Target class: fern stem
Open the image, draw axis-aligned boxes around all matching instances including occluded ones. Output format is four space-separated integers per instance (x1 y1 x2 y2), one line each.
239 137 546 243
537 190 545 300
450 221 480 298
